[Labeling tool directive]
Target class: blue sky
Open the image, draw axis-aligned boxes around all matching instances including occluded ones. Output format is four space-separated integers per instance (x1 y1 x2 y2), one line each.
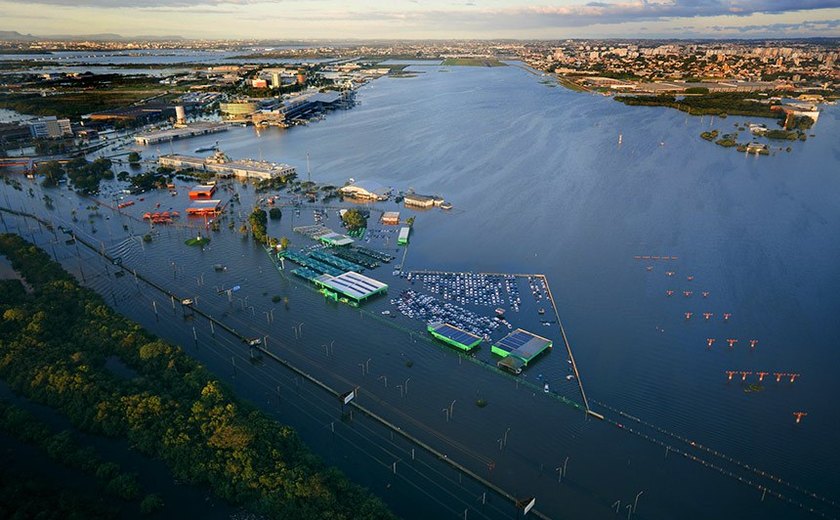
3 0 840 39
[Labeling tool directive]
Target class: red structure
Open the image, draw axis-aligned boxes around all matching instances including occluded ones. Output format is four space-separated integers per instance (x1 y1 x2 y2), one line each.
793 412 807 424
707 338 715 347
740 371 752 381
726 338 738 348
723 313 732 321
749 339 758 348
683 290 693 297
189 184 216 199
703 312 713 320
665 290 674 297
757 371 769 382
684 312 693 320
726 370 737 381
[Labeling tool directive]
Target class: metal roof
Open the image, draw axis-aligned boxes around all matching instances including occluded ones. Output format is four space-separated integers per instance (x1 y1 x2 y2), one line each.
316 271 388 301
494 329 552 361
429 322 481 347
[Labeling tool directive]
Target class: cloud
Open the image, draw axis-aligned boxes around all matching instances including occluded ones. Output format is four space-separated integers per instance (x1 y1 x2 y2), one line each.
3 0 839 21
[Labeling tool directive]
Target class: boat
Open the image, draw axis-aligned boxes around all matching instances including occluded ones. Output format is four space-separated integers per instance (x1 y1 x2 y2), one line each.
195 141 219 153
543 383 550 393
566 375 575 381
440 201 453 210
538 308 545 315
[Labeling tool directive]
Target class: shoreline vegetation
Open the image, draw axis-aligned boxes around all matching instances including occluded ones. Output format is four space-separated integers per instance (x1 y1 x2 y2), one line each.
0 233 394 520
614 92 783 119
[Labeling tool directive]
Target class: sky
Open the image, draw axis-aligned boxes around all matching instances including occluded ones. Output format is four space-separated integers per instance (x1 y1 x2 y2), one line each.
2 0 840 40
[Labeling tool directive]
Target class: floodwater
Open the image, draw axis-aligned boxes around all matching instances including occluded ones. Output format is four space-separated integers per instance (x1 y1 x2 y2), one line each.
2 62 839 520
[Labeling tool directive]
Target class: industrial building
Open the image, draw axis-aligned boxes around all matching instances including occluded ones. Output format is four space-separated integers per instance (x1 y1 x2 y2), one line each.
404 193 444 208
28 116 72 139
427 322 482 352
134 122 228 145
312 271 388 305
492 329 553 374
186 199 222 216
219 100 260 120
398 227 410 245
381 211 400 225
318 232 355 247
189 184 216 199
281 91 346 120
159 151 296 180
339 180 391 200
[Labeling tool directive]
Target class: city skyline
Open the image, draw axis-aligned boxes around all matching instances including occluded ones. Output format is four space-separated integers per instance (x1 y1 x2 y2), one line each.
1 0 840 40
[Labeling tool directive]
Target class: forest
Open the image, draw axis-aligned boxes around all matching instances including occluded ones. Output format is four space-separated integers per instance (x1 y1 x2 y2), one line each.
0 233 394 520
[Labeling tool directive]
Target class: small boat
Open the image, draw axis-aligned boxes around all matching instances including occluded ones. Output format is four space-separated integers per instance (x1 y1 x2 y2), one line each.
566 375 575 381
195 141 219 153
538 308 545 315
543 383 550 393
440 201 453 210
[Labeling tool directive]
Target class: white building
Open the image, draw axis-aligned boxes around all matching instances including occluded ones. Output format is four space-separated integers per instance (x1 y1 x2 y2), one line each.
339 180 391 201
29 116 72 139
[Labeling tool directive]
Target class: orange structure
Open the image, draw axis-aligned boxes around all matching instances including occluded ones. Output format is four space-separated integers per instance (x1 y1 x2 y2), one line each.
186 199 222 216
793 412 807 424
189 184 217 199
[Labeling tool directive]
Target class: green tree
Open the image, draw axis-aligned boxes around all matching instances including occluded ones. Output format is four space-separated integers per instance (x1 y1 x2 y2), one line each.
341 208 366 231
140 494 164 515
268 207 282 220
127 151 141 164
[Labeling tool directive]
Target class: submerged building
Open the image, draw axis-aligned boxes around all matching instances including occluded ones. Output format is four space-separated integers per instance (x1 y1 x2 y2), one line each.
493 329 553 374
159 151 296 180
339 180 391 200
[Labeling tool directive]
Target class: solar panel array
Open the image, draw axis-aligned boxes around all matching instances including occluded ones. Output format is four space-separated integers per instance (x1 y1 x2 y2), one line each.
494 329 551 358
431 323 481 346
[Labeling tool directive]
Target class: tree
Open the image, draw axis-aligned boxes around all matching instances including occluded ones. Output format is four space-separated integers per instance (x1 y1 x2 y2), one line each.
248 207 268 244
341 208 366 231
279 237 290 250
268 207 282 220
127 152 141 164
140 494 164 515
35 161 65 187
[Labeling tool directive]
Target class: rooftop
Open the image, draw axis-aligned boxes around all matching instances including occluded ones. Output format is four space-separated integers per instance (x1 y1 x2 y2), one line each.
314 271 388 302
492 329 552 363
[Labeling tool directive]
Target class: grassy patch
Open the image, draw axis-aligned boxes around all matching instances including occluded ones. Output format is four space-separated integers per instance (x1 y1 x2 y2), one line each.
184 236 211 247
